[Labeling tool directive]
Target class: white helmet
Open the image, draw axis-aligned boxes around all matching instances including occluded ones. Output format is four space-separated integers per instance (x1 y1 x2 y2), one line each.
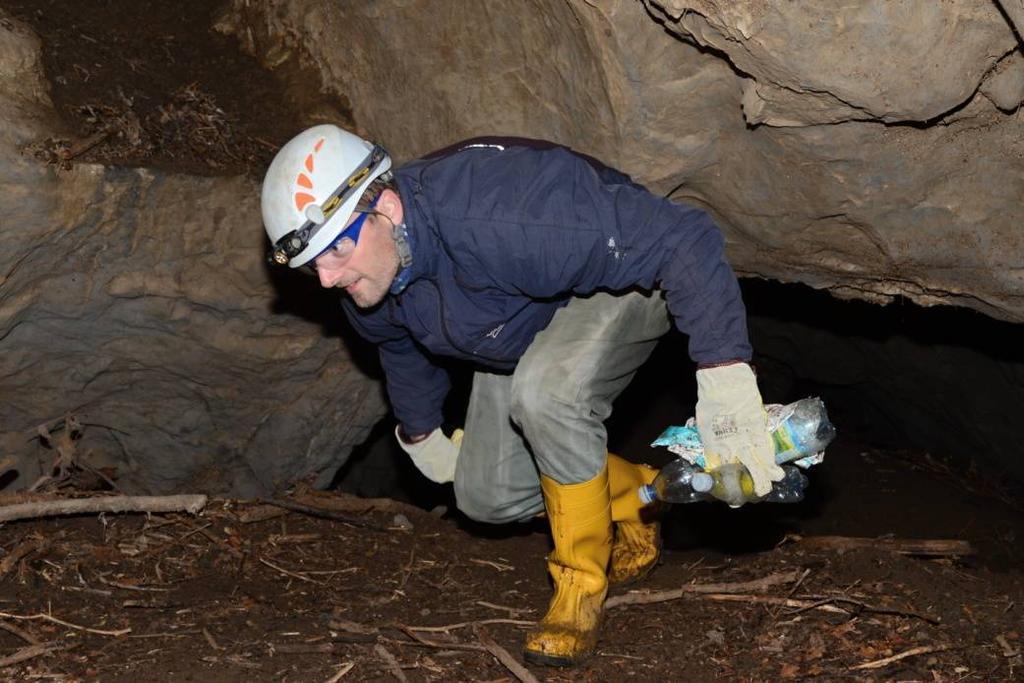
262 124 392 268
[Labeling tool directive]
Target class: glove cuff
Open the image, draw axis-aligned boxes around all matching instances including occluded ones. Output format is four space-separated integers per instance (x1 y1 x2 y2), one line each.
394 426 459 484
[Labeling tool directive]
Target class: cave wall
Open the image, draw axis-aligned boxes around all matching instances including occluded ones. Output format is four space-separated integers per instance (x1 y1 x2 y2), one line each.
0 12 387 495
220 0 1024 321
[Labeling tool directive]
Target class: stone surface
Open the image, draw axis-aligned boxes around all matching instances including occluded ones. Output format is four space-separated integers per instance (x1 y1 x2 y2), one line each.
981 51 1024 112
653 0 1015 125
0 12 387 495
219 0 1024 322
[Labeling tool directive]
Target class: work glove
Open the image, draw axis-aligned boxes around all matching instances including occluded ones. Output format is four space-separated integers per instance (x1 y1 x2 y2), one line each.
394 426 464 484
695 363 784 497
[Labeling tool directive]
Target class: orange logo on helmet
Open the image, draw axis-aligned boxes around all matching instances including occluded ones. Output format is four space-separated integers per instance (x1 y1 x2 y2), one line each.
294 137 326 212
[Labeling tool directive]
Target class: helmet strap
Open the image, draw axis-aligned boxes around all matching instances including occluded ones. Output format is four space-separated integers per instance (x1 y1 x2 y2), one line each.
393 221 413 268
388 219 416 296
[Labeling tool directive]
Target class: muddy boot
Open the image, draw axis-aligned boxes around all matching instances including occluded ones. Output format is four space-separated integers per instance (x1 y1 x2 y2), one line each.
523 465 612 667
607 453 661 585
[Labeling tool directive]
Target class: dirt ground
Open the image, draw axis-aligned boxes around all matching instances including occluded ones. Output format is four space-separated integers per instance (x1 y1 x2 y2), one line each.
2 437 1023 682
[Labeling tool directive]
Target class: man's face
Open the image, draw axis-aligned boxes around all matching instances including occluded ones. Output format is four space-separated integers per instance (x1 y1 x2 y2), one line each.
314 211 400 308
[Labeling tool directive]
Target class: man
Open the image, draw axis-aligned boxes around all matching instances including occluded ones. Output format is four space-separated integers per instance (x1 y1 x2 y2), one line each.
261 124 783 666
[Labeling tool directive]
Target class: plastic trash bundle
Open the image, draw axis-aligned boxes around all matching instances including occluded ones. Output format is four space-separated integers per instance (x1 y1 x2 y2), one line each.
642 397 835 506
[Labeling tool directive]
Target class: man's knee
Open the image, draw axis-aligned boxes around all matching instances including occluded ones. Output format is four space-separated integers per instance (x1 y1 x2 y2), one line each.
453 476 541 524
509 368 576 436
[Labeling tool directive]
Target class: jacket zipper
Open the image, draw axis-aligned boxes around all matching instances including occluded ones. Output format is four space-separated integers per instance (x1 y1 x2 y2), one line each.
424 278 517 364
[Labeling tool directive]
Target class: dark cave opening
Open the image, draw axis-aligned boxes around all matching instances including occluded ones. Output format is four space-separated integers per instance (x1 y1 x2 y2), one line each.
330 278 1024 566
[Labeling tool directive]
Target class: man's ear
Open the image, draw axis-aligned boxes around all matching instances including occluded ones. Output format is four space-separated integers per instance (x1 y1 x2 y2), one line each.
378 188 404 226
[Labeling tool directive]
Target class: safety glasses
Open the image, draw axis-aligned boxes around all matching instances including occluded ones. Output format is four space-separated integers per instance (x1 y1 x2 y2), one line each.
305 208 373 273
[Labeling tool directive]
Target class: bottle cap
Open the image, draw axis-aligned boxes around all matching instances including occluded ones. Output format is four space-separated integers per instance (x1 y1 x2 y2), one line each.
691 472 713 492
638 485 656 505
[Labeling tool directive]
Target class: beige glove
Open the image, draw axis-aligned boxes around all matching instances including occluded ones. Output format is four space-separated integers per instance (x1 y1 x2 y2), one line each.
695 363 784 497
395 426 464 484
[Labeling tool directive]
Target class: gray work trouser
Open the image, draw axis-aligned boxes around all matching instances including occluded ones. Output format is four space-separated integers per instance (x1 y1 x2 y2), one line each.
453 290 671 524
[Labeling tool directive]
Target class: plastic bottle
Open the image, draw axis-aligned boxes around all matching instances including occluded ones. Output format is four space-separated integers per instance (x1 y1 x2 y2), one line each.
637 458 706 505
772 397 836 464
638 459 809 506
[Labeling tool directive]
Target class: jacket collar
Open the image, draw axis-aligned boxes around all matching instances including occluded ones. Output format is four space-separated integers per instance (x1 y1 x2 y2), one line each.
389 171 438 295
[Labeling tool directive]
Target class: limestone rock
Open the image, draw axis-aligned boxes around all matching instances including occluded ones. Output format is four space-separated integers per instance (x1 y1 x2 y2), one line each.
218 0 1024 322
650 0 1016 125
981 51 1024 112
0 12 387 495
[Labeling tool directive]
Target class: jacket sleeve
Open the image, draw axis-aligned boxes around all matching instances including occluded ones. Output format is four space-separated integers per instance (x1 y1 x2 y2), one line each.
432 146 752 364
377 335 451 435
341 301 450 436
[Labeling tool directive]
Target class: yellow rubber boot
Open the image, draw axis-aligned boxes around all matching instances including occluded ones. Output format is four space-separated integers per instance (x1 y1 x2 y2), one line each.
522 465 612 667
607 453 661 585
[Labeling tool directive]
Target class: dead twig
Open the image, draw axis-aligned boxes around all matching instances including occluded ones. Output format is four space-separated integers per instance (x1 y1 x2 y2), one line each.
698 593 849 614
259 557 323 585
0 536 48 580
323 662 355 682
476 600 535 617
272 642 339 655
791 594 940 625
202 628 223 651
996 634 1021 658
122 599 185 609
0 610 130 637
398 549 415 589
57 128 113 161
266 533 321 545
372 643 408 682
473 623 540 683
190 523 244 558
0 642 57 668
290 487 424 517
127 630 201 639
786 534 974 557
403 618 535 633
785 568 812 600
606 570 801 608
328 618 380 638
0 620 40 645
233 504 288 524
0 494 207 523
699 592 938 625
260 498 389 532
469 558 515 572
389 627 483 653
850 644 954 670
96 574 172 593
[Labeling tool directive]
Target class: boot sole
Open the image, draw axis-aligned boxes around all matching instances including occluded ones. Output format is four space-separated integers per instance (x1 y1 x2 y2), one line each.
522 648 589 668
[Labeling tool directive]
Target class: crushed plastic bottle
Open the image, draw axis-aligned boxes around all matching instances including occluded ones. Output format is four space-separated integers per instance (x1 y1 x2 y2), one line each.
650 397 836 469
638 459 809 506
770 398 836 465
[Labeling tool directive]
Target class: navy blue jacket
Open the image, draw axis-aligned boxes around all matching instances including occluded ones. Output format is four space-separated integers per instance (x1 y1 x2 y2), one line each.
342 139 751 436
